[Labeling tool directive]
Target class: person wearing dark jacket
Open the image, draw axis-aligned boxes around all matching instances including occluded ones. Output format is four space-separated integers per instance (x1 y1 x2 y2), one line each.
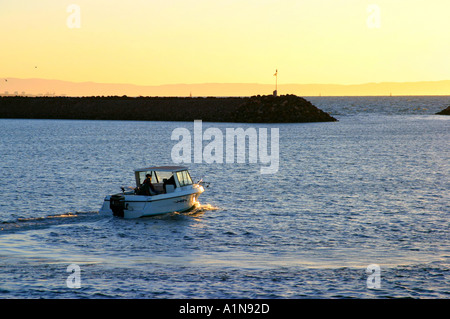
141 174 157 195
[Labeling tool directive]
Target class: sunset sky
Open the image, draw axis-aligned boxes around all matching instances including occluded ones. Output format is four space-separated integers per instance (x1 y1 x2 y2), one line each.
1 0 449 89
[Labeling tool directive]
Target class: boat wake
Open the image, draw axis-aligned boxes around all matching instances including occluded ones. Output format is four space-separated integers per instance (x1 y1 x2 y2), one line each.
0 202 219 232
0 211 101 233
1 204 219 231
176 202 219 218
195 202 219 211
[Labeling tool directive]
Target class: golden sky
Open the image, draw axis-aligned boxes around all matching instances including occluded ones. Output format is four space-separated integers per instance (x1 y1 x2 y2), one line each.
1 0 449 87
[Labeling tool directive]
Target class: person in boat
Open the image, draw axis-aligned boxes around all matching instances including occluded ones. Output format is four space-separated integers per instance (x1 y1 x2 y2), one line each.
163 174 176 192
141 174 158 195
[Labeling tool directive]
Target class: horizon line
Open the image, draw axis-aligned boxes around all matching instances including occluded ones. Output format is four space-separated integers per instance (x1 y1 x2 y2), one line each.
1 77 449 97
2 77 450 87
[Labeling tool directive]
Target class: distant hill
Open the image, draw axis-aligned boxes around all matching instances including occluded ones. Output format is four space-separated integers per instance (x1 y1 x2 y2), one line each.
0 78 449 97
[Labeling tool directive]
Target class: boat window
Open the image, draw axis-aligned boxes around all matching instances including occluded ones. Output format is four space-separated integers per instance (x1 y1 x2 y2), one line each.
137 171 157 185
155 171 174 184
176 170 193 187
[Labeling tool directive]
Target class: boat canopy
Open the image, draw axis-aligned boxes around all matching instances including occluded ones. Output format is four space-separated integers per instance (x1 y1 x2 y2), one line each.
134 166 188 173
134 166 192 188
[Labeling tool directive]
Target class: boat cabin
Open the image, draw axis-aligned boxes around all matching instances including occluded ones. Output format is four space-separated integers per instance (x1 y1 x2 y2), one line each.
134 166 193 195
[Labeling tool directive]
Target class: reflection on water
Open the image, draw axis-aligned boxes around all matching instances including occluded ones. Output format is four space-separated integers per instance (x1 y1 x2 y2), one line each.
0 96 449 298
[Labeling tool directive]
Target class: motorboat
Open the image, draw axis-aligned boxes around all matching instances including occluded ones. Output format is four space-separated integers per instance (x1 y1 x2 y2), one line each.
99 166 206 218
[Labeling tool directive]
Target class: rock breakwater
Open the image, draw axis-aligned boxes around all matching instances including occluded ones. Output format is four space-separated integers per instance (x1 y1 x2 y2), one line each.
436 105 450 115
0 95 337 123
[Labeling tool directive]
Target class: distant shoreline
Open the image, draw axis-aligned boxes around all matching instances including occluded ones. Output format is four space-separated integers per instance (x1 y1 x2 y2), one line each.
0 95 338 123
2 94 450 98
1 78 449 97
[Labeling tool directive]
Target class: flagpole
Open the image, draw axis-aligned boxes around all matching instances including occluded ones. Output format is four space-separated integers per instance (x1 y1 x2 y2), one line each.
276 69 278 91
273 69 278 96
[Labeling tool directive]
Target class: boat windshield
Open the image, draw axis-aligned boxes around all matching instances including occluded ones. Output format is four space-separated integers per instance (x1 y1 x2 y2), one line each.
136 171 156 186
136 170 175 185
176 170 193 187
135 168 192 188
154 171 174 184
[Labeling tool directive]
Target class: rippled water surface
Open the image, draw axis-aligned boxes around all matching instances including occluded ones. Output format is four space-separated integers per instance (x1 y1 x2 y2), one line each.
0 96 449 298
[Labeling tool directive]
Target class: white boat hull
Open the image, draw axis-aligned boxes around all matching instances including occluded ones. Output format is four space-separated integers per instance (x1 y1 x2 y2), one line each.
99 185 204 219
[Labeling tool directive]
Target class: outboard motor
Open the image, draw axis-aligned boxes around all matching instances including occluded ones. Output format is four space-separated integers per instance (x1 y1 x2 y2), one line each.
110 194 125 218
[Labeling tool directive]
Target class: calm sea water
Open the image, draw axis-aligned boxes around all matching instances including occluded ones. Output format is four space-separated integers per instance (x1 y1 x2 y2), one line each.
0 96 448 299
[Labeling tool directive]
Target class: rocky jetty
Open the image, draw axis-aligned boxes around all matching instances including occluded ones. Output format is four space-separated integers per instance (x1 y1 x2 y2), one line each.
436 105 450 115
233 94 336 123
0 95 337 123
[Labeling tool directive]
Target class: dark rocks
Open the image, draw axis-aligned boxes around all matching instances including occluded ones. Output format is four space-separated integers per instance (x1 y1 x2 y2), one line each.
436 105 450 115
0 95 337 123
233 94 337 123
